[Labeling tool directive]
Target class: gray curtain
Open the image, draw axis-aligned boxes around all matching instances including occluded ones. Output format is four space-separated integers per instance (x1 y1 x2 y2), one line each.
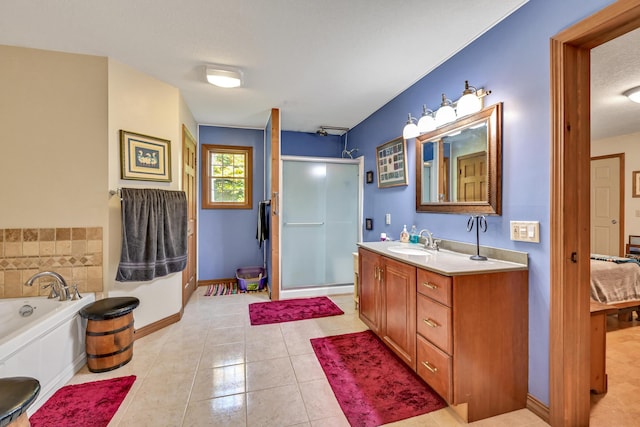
116 188 188 282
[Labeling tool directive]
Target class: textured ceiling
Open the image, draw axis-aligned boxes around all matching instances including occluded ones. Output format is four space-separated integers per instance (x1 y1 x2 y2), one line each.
0 0 527 133
591 27 640 141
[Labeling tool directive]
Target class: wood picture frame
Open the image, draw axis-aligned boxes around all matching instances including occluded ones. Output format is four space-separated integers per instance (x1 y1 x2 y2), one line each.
120 130 171 182
376 136 408 188
633 171 640 198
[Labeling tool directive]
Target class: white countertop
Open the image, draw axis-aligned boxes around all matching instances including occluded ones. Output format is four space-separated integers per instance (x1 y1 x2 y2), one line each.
357 241 528 276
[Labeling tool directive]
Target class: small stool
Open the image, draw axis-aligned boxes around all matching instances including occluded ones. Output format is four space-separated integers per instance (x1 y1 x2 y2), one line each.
79 297 140 373
0 377 40 427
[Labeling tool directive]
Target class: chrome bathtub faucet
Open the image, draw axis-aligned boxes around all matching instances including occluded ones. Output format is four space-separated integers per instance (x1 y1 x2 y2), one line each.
25 271 71 301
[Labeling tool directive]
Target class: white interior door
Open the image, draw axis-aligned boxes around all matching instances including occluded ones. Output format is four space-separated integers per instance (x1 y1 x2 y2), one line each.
590 156 622 255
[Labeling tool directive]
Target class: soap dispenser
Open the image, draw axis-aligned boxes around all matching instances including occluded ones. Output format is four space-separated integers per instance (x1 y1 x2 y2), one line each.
409 225 418 243
400 225 410 243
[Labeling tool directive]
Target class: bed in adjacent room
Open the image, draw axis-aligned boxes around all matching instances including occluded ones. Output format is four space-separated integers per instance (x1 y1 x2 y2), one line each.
590 254 640 320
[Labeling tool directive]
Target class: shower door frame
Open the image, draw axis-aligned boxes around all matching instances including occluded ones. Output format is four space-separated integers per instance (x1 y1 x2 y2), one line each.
279 155 363 299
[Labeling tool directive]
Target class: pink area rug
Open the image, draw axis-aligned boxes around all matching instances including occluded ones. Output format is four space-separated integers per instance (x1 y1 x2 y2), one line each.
249 296 344 325
30 376 136 427
311 330 446 426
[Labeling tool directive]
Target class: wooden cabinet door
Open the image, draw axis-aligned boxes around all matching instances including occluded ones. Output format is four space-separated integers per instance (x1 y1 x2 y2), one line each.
381 257 417 369
358 248 381 334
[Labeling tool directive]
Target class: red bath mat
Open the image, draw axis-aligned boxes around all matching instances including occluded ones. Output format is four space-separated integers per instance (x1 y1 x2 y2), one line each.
29 375 136 427
311 330 447 426
249 296 344 325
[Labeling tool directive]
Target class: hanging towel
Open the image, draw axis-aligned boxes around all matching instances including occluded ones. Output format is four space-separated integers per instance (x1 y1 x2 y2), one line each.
257 201 269 248
116 188 188 282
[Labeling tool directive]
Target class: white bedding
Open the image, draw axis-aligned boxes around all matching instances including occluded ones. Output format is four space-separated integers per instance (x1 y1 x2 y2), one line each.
590 257 640 304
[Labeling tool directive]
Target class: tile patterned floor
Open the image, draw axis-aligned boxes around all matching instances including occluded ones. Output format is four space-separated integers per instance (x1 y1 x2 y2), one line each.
589 315 640 427
65 291 549 426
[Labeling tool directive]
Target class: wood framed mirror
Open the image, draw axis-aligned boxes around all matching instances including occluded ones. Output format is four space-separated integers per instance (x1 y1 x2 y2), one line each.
416 102 502 215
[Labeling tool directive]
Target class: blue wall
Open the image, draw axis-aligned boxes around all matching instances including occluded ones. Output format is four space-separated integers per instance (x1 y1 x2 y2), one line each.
198 126 265 279
198 127 344 280
347 0 614 405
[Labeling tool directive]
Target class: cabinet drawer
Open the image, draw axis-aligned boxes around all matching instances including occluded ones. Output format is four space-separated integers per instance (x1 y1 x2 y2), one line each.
417 334 452 403
417 268 452 306
417 294 452 354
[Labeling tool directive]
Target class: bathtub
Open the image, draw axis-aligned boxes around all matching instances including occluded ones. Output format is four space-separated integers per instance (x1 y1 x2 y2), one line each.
0 294 95 413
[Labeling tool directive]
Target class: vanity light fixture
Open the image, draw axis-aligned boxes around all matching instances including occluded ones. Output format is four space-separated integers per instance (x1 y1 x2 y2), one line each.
435 93 457 127
417 105 437 133
205 65 243 88
402 114 420 139
624 86 640 103
456 80 483 117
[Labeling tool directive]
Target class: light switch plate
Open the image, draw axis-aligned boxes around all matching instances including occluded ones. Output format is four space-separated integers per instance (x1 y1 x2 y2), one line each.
510 221 540 243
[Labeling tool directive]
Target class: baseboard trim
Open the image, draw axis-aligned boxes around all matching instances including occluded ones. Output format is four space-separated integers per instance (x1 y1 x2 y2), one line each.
198 278 236 287
526 393 550 424
134 312 181 340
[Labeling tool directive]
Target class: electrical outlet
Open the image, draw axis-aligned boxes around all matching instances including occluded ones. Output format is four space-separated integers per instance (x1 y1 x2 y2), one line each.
385 213 391 225
510 221 540 243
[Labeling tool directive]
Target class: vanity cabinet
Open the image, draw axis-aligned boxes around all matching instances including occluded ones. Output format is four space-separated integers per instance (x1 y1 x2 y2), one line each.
359 246 528 423
358 248 417 368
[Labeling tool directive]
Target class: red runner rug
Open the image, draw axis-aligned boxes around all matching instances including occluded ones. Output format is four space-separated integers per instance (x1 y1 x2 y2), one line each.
30 376 136 427
249 296 344 325
311 330 446 426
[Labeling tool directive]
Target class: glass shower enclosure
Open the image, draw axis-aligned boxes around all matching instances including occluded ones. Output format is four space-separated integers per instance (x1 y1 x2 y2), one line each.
280 156 361 295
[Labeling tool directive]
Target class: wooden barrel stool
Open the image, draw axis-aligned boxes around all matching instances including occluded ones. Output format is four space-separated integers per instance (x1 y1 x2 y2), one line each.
0 377 40 427
79 297 140 373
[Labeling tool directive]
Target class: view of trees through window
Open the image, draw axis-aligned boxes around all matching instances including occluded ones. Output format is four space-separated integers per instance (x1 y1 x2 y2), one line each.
201 144 253 209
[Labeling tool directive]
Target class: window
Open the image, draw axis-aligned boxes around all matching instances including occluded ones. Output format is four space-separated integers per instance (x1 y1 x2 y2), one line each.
201 144 253 209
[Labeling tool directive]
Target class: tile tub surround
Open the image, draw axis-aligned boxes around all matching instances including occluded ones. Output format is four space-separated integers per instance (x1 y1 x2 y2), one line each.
0 227 103 298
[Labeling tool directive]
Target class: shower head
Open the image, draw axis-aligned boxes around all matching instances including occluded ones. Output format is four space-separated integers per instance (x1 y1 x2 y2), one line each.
316 125 349 136
316 128 329 136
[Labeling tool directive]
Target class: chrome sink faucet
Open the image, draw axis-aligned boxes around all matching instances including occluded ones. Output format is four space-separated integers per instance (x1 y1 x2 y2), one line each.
25 271 71 301
418 229 440 251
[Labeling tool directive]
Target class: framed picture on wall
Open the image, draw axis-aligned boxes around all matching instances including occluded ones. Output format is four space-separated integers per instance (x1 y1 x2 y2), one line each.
376 136 408 188
633 171 640 198
120 130 172 182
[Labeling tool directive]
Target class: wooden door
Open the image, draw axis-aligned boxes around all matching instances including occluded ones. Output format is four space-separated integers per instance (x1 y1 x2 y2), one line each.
590 155 623 256
358 248 381 334
382 257 417 369
268 108 281 300
457 151 487 202
182 125 197 307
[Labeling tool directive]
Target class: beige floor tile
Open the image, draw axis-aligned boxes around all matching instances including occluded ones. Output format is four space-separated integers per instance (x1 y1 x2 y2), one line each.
191 364 245 401
205 325 245 345
245 336 289 362
290 353 326 383
299 379 342 421
130 372 194 409
182 394 246 427
114 401 186 427
310 415 350 427
200 342 245 368
246 384 309 427
246 356 296 391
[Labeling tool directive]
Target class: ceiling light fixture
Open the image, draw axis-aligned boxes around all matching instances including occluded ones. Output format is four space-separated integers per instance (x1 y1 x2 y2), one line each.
205 65 243 88
624 86 640 103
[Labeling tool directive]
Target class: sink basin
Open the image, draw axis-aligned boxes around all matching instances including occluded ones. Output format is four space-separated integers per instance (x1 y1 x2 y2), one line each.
387 245 431 256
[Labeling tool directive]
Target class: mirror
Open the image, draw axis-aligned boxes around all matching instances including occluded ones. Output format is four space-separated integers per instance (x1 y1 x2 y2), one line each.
416 102 502 215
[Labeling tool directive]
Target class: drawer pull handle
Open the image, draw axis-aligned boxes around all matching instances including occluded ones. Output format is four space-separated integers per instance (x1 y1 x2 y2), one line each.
423 318 440 328
421 361 438 373
422 282 438 290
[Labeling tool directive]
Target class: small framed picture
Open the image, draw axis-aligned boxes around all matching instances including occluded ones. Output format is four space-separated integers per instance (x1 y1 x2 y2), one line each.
633 171 640 198
120 130 171 182
376 136 408 188
365 218 373 230
366 170 374 184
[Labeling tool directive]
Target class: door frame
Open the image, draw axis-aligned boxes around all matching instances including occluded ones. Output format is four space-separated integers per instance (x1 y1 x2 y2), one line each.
590 153 625 256
549 1 640 425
